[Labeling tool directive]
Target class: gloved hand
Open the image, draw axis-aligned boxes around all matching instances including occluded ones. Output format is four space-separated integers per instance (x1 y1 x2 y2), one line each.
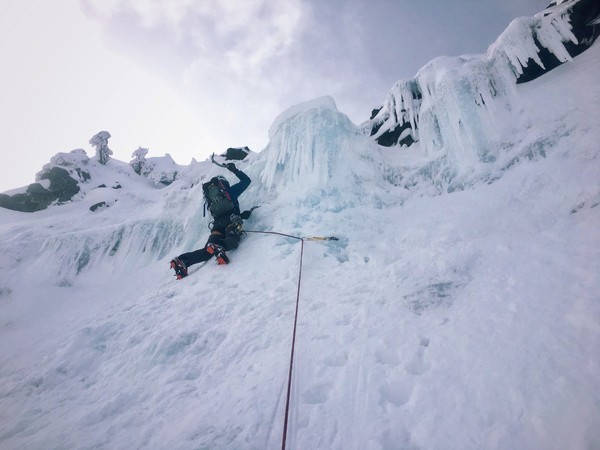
226 163 237 172
240 206 260 220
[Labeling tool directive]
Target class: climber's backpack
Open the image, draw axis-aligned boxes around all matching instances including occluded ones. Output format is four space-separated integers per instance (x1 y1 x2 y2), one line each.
203 176 235 219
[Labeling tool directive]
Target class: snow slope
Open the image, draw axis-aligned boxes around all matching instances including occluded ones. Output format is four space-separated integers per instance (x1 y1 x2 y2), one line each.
1 42 599 450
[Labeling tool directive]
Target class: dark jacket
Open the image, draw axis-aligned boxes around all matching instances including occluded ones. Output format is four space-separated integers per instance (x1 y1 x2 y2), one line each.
211 168 251 233
227 168 251 214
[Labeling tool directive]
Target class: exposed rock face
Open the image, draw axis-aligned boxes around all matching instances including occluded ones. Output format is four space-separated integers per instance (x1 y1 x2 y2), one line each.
42 167 81 202
368 109 416 148
0 149 90 212
89 201 108 212
0 143 184 212
0 167 80 212
223 146 251 161
517 0 600 83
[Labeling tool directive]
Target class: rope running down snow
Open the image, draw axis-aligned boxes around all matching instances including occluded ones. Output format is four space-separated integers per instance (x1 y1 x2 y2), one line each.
243 230 336 450
244 230 303 450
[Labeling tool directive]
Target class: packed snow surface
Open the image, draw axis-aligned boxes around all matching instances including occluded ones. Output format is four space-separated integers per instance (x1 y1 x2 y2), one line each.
0 42 599 450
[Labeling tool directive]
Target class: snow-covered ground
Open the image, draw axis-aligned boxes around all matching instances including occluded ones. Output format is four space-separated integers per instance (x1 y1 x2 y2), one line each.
1 36 599 450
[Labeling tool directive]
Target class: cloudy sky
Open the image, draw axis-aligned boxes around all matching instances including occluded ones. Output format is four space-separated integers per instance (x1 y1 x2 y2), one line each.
0 0 548 193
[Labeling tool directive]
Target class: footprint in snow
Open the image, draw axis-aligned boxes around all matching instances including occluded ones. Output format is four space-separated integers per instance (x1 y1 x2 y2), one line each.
375 347 400 366
379 380 413 407
322 350 348 367
309 300 327 311
405 337 431 376
302 382 332 404
335 313 353 326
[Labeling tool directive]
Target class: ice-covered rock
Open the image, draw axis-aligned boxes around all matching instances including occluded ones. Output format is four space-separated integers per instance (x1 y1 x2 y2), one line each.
139 153 182 186
0 150 91 212
523 0 600 83
365 0 598 150
130 148 181 186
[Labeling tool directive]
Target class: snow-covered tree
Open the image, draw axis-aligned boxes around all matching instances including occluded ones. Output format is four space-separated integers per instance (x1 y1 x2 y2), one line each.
89 131 113 165
130 147 149 175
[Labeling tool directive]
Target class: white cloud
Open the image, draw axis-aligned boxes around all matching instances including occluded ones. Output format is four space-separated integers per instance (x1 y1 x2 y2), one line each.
81 0 314 155
84 0 307 75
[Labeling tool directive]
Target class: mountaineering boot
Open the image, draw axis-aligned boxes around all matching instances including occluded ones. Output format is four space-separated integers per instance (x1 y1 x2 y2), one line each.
215 251 230 265
207 243 230 265
170 258 188 279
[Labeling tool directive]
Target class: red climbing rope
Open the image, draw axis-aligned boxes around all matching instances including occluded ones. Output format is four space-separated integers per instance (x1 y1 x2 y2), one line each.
244 230 337 450
280 236 304 450
244 230 303 450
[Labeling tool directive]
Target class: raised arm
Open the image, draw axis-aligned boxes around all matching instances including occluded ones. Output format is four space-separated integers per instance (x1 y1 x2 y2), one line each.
226 163 251 199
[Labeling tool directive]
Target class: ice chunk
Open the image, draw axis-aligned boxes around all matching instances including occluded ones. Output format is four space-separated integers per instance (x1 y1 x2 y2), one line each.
261 96 357 192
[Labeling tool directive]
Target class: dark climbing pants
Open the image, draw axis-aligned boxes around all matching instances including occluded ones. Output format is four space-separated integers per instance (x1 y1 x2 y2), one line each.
178 232 241 267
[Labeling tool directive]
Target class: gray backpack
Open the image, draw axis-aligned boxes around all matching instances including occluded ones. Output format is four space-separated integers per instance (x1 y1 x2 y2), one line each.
203 177 234 219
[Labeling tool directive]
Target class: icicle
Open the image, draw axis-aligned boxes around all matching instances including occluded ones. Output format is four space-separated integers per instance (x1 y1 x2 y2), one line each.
362 2 578 178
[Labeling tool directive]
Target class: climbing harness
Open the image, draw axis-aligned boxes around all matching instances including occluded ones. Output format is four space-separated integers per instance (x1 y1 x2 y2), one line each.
244 229 338 450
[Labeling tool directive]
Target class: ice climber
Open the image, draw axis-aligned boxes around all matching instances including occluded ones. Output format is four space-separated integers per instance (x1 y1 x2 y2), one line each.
170 162 253 279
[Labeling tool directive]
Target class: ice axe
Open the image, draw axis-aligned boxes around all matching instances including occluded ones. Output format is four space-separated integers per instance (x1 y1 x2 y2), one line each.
210 153 227 168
